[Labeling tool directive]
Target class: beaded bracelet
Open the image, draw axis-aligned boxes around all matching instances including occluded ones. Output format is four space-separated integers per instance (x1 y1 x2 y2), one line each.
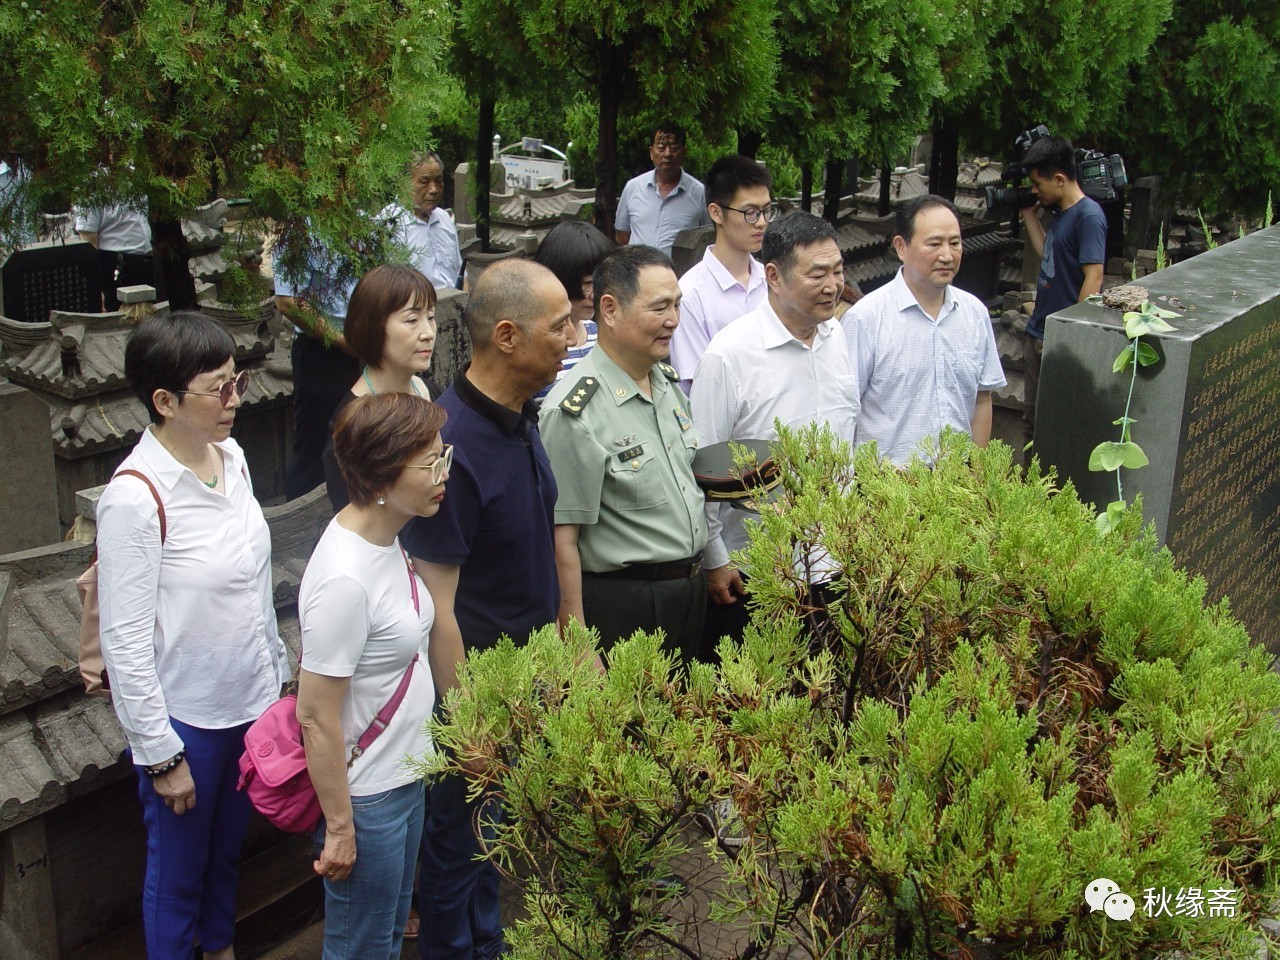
144 751 186 778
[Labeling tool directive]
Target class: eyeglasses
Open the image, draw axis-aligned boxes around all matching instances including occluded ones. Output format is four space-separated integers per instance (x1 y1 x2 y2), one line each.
407 443 454 484
177 370 250 408
721 203 778 225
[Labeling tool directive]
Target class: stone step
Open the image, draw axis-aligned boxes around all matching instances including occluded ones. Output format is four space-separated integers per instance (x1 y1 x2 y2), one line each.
64 833 320 960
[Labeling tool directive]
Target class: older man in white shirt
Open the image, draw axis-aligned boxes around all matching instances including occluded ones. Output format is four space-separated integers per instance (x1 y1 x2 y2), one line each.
381 151 465 292
842 194 1005 466
690 211 858 652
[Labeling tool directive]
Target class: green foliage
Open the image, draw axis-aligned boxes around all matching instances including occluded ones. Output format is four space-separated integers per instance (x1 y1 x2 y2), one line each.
455 0 778 230
431 431 1280 960
951 0 1170 155
0 0 456 286
1197 210 1220 251
762 0 949 169
420 622 722 960
1128 6 1280 215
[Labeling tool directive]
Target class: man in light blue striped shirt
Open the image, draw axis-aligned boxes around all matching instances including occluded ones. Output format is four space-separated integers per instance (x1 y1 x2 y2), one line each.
842 195 1005 466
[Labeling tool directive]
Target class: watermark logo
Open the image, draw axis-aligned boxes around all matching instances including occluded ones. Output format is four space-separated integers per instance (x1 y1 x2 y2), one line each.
1084 879 1238 921
1085 879 1134 920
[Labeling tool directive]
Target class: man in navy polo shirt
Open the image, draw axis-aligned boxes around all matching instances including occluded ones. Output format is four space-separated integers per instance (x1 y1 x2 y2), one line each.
402 258 574 960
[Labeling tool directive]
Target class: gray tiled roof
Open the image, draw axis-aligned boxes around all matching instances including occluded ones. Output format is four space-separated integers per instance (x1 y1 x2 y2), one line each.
492 187 594 226
0 300 276 401
0 695 127 827
844 255 900 288
4 319 290 459
0 487 332 829
834 221 888 255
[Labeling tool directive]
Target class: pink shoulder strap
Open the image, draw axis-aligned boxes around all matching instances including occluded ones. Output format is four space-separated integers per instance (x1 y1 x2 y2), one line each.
114 469 167 542
344 545 424 766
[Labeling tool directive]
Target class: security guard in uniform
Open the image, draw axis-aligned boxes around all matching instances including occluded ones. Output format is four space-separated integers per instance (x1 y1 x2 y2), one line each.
540 245 707 660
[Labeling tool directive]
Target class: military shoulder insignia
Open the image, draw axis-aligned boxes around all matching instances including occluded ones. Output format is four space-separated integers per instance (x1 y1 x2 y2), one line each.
559 376 599 417
656 362 680 382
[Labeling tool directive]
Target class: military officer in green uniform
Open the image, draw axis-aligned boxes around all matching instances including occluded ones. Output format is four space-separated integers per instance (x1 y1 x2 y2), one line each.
541 245 707 660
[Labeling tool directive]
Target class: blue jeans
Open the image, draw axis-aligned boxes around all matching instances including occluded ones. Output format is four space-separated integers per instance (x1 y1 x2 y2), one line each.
418 773 506 960
317 779 426 960
135 717 251 960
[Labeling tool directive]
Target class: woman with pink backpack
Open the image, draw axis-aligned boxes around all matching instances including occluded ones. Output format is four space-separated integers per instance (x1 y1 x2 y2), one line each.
295 391 457 959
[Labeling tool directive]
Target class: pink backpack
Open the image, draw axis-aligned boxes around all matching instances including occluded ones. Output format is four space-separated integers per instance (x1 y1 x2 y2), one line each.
238 548 422 833
77 470 166 698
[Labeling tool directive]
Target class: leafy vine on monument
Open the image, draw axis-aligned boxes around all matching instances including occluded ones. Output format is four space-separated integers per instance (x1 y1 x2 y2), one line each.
1087 298 1179 536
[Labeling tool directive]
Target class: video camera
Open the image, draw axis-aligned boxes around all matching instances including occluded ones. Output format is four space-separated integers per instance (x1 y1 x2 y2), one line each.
984 124 1128 212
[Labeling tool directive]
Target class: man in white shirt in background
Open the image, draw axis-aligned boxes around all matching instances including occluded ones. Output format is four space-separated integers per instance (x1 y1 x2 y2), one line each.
671 154 772 393
690 211 858 657
382 150 465 292
842 194 1005 466
614 121 709 256
75 201 153 311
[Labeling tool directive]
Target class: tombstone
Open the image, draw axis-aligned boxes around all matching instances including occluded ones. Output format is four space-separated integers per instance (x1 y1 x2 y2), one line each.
1126 176 1171 259
0 384 60 553
427 287 470 389
910 135 933 173
670 224 715 278
454 162 477 224
464 248 523 286
454 160 509 226
1035 224 1280 649
1 241 102 323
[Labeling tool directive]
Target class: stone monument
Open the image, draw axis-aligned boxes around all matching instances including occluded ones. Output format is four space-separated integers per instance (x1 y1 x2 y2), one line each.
0 385 60 553
1035 225 1280 648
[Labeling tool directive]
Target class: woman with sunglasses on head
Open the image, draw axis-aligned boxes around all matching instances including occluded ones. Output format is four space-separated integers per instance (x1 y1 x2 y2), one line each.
97 311 289 960
322 263 443 511
296 392 458 959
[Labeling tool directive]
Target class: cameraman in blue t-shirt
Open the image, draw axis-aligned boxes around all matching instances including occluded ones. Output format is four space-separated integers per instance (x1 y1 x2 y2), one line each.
1018 136 1107 447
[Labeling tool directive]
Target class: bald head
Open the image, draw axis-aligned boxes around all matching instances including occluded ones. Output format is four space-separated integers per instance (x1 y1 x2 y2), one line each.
465 259 560 349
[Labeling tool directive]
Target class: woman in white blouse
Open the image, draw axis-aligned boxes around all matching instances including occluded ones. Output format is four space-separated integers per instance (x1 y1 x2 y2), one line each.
296 392 458 959
97 312 289 960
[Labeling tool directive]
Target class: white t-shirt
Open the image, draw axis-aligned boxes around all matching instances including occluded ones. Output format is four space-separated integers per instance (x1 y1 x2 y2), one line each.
300 519 436 795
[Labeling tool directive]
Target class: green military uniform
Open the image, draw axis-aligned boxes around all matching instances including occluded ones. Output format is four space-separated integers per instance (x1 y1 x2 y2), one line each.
541 345 707 658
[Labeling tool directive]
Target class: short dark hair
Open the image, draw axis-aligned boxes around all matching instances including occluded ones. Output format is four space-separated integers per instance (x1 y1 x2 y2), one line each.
332 392 447 509
345 264 437 368
534 222 615 302
651 120 687 146
125 311 236 424
760 212 838 274
895 195 961 243
465 258 558 346
705 155 773 210
1023 136 1077 182
593 245 675 315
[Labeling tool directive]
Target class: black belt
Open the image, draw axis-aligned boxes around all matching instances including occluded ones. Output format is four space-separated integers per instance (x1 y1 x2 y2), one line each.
587 555 703 582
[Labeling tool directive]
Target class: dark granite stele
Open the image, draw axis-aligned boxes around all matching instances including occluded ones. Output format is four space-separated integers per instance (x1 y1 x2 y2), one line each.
1035 224 1280 650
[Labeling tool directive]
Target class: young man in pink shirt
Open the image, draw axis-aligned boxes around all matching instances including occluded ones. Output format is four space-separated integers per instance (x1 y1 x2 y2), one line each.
670 155 774 392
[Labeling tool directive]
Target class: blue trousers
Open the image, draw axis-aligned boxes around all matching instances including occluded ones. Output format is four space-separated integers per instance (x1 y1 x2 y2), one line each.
417 773 506 960
135 717 252 960
318 779 425 960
